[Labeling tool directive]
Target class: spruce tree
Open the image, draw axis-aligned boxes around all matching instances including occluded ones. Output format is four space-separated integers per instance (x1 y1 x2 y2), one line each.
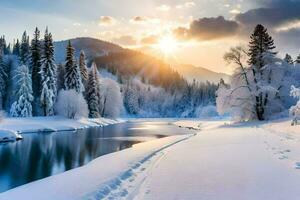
295 54 300 64
79 50 88 89
40 28 57 116
0 49 7 109
248 24 276 68
57 63 65 91
248 24 276 120
10 65 33 117
20 31 30 65
31 27 43 115
0 36 6 54
64 41 83 93
13 39 20 56
284 53 293 65
4 43 11 55
86 63 100 118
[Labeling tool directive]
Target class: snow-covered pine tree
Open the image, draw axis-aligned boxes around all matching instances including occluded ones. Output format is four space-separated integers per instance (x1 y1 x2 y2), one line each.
123 81 139 115
0 36 10 55
10 65 33 117
57 63 65 91
20 31 30 65
284 54 294 65
64 41 83 93
290 85 300 125
40 28 57 116
295 54 300 64
0 49 7 109
79 50 88 89
248 24 276 120
13 39 20 56
0 36 6 53
86 63 100 118
31 27 43 116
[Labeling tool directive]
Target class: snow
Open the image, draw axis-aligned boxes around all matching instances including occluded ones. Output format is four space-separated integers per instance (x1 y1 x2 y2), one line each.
0 134 191 200
0 116 122 142
2 118 300 200
0 130 22 142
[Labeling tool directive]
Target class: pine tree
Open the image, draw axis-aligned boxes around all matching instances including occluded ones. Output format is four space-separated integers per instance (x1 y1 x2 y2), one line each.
64 41 83 93
4 43 11 55
40 28 57 116
10 65 33 117
79 50 88 90
284 54 293 65
248 24 276 120
31 27 43 115
0 36 6 53
20 31 30 65
13 39 20 56
0 49 7 109
295 54 300 64
57 63 65 91
248 24 276 67
86 63 100 118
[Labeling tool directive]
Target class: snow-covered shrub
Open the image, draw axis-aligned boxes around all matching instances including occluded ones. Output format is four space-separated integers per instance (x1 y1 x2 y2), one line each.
289 85 300 125
100 78 123 118
55 90 88 119
195 105 218 118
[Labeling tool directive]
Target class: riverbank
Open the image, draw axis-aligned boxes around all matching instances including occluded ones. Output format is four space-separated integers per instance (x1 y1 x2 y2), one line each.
0 133 192 200
2 118 300 199
0 116 123 142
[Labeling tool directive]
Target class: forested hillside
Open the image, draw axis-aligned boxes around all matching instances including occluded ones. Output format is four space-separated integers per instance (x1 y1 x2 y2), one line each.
0 30 218 118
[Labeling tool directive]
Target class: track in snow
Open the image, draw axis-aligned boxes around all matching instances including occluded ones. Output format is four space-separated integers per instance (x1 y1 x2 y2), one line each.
85 134 195 200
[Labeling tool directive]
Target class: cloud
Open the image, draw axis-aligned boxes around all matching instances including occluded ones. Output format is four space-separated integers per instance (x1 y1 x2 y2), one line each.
156 4 171 11
113 35 137 46
229 9 241 15
130 16 160 25
140 35 159 45
176 1 196 9
130 16 148 24
98 16 117 26
174 16 239 41
72 22 81 26
235 0 300 29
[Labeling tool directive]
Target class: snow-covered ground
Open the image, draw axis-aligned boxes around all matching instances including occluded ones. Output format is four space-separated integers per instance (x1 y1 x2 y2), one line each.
2 118 300 200
0 116 123 142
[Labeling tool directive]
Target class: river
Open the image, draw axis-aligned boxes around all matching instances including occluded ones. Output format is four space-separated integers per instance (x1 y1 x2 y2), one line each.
0 120 195 193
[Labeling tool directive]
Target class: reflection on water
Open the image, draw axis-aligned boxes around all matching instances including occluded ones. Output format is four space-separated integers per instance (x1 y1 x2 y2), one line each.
0 121 194 193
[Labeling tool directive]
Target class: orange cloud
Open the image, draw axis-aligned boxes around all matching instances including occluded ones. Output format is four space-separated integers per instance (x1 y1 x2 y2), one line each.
140 35 159 45
98 16 117 26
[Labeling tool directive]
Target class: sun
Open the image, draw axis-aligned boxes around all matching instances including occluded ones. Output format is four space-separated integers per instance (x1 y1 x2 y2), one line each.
157 35 178 55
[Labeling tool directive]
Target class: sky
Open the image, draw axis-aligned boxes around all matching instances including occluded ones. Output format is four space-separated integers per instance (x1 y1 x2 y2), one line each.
1 0 300 73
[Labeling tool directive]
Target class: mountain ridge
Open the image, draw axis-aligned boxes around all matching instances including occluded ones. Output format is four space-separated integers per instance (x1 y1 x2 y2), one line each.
54 37 228 83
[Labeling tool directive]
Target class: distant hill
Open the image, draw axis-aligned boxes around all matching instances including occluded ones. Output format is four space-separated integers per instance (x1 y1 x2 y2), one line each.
54 37 123 63
94 50 187 90
54 37 228 85
172 64 230 84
